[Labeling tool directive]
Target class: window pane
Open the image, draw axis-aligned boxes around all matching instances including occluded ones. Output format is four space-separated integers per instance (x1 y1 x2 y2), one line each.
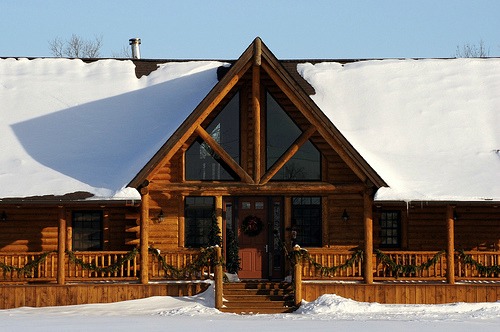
72 211 103 251
186 93 240 180
292 197 322 247
185 197 215 248
266 92 321 180
379 211 401 248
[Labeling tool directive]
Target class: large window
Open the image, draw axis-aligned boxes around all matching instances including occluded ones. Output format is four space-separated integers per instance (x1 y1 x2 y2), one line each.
185 93 240 180
72 211 103 251
292 197 322 247
266 92 321 180
379 211 401 248
185 197 215 248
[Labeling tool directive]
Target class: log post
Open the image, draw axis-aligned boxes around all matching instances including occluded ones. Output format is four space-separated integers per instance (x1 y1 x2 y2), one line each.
57 206 66 285
363 191 374 284
293 246 303 307
215 196 223 242
252 39 261 182
140 187 150 284
446 205 456 284
214 246 223 309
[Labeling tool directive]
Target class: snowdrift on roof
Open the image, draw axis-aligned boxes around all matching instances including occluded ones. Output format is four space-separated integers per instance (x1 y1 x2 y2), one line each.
0 58 223 199
298 58 500 201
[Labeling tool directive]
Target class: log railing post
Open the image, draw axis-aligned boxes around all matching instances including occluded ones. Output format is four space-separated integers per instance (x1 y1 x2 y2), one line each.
446 205 455 284
57 206 66 284
140 187 150 284
214 246 223 309
293 245 303 307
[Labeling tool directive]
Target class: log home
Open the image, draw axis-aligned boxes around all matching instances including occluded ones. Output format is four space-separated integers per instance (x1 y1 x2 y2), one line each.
0 38 499 311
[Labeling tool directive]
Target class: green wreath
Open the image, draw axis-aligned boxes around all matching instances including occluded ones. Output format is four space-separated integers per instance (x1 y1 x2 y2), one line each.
242 215 263 237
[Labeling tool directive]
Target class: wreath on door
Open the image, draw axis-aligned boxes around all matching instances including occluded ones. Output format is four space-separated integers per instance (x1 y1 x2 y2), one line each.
241 215 263 237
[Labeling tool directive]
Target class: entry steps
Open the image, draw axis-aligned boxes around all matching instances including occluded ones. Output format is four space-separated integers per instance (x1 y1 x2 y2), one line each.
220 281 296 314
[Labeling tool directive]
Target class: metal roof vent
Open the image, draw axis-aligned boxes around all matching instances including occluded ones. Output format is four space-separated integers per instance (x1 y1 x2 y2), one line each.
129 38 141 59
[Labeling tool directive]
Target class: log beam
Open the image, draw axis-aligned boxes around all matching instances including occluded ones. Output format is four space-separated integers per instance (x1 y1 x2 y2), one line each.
159 182 365 195
252 61 261 182
260 125 316 184
195 126 253 184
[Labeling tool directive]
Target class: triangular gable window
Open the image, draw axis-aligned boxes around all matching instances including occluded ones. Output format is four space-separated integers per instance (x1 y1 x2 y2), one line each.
266 92 321 180
185 92 240 180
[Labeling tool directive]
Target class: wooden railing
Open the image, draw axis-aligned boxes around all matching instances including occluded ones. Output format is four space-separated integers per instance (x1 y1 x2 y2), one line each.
66 251 139 281
300 248 363 280
374 251 447 280
456 251 500 280
149 249 213 280
0 249 211 283
299 249 500 282
0 252 58 282
1 249 499 283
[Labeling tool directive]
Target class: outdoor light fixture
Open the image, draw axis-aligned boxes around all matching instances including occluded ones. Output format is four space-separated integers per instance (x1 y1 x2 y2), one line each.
342 209 349 222
453 210 459 222
155 209 165 224
1 211 7 221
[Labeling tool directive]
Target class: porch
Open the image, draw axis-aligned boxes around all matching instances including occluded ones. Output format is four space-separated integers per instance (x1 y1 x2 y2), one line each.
1 247 499 310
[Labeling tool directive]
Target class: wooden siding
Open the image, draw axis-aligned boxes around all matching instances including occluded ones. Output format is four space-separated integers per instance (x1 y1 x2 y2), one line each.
302 282 500 304
0 283 209 309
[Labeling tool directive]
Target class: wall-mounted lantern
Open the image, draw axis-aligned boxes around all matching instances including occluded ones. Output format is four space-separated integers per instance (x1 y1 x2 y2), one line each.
342 209 349 222
1 211 7 221
154 209 165 224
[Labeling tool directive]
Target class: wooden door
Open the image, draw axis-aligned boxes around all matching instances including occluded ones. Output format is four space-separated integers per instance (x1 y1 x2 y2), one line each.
238 197 269 279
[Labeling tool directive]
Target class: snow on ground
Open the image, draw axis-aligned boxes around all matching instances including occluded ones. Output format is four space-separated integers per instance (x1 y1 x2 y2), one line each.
1 284 499 332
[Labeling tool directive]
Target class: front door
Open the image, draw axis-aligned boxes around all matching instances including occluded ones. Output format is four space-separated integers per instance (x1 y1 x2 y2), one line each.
237 197 268 279
230 197 284 280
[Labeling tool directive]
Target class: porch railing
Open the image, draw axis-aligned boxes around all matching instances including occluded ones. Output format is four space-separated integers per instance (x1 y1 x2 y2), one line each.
298 249 499 281
1 249 499 283
0 249 213 283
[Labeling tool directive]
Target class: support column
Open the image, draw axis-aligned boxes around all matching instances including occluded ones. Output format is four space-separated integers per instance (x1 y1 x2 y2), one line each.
57 206 66 285
214 246 223 309
293 246 303 307
363 191 373 284
215 196 223 243
140 187 150 284
252 38 262 182
446 205 456 284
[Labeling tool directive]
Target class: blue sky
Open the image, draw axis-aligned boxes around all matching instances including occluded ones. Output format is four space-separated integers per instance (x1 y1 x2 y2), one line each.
1 0 499 59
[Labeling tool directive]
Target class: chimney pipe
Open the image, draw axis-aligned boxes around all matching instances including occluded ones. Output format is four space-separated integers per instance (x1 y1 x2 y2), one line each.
129 38 141 59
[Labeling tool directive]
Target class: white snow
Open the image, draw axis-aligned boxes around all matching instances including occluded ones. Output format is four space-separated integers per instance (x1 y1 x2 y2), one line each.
0 284 499 332
0 58 224 199
298 59 500 202
1 56 499 202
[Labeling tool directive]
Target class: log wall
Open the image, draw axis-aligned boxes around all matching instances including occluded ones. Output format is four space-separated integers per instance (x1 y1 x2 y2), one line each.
0 206 139 253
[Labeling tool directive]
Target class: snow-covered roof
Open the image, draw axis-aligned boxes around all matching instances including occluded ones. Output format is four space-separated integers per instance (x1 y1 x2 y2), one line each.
0 58 223 200
298 59 500 202
0 56 498 202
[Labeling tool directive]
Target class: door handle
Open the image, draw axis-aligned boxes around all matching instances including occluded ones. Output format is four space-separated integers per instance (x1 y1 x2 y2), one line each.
265 244 269 253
